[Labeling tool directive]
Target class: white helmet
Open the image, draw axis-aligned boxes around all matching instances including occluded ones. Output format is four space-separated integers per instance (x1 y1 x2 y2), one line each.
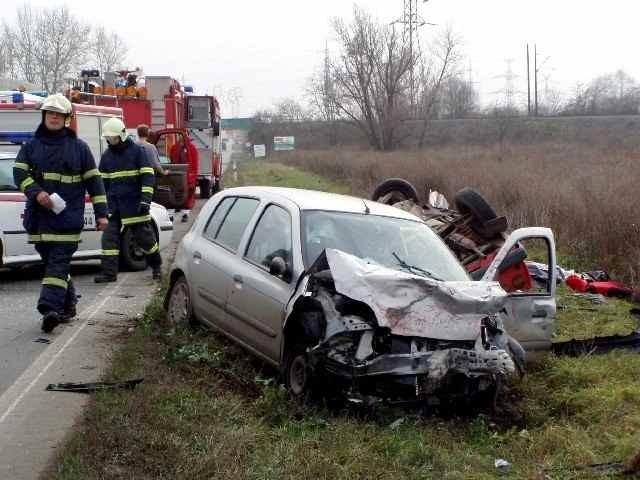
40 94 72 115
102 117 127 142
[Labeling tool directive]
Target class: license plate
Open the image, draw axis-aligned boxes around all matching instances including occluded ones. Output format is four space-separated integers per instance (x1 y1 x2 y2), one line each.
84 214 95 228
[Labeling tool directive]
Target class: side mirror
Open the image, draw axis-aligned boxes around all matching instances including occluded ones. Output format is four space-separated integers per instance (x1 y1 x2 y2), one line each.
269 256 288 278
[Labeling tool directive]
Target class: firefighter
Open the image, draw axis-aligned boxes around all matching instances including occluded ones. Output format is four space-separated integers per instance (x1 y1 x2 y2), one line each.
169 134 198 222
13 94 109 333
94 117 162 283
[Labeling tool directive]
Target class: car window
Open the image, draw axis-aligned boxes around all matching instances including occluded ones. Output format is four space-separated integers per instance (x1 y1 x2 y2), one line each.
203 196 235 241
302 210 469 281
245 204 292 271
214 197 260 252
0 158 18 190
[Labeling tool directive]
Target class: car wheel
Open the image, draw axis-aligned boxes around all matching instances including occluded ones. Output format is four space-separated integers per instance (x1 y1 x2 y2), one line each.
119 228 148 271
167 277 195 328
284 344 311 397
371 178 419 205
454 187 497 223
199 178 212 199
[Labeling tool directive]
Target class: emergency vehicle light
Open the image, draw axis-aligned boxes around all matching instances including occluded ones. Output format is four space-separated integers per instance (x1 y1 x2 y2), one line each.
0 131 34 144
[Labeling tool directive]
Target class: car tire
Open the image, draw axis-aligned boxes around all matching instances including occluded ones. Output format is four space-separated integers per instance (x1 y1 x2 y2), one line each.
167 276 195 328
212 177 222 195
454 188 497 224
119 227 148 271
371 178 419 205
284 344 312 398
199 178 212 199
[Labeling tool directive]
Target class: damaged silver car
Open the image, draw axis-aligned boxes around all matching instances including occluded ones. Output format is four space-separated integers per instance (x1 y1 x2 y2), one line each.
166 187 556 404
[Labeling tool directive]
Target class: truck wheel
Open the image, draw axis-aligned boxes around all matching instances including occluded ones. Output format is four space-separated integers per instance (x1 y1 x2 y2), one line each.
212 178 222 194
199 178 212 199
371 178 419 205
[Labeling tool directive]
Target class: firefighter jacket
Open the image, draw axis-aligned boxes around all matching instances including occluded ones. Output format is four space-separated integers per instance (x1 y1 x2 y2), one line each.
13 124 108 243
99 138 155 225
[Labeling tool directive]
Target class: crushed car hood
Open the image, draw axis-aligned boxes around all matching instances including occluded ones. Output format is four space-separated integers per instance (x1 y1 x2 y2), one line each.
322 249 509 341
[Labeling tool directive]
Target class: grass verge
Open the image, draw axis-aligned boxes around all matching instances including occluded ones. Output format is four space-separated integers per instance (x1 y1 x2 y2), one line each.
52 161 640 480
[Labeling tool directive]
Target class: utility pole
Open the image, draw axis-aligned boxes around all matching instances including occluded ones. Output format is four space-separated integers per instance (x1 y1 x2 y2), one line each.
526 44 531 116
534 44 538 116
392 0 433 117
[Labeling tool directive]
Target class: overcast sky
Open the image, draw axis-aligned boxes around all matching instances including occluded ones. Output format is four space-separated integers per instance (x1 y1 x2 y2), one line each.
5 1 640 117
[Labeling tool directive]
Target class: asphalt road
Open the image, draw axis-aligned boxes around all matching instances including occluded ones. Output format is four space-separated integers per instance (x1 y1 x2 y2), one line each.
0 261 147 396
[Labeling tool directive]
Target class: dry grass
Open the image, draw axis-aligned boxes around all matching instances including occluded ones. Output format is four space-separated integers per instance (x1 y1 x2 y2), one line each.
275 143 640 284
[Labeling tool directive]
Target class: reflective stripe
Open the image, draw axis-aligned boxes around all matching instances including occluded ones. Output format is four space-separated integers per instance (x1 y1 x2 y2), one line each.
20 177 34 191
139 167 155 175
101 169 140 179
42 277 68 289
143 243 159 255
13 162 29 170
121 214 151 225
82 168 100 180
92 195 107 204
141 186 154 194
101 249 120 256
29 233 81 242
42 172 83 183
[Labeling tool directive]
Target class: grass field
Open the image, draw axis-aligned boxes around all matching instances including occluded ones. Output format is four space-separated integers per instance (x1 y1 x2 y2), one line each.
274 144 640 285
51 162 640 480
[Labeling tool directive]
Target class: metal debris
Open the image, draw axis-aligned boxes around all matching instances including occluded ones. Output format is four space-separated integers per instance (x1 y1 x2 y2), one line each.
552 331 640 356
46 378 143 393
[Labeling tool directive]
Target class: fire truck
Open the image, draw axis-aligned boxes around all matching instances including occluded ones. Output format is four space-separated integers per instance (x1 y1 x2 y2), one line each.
68 69 222 206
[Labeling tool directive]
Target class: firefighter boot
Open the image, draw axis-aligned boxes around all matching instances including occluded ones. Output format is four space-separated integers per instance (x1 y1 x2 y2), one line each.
41 311 61 334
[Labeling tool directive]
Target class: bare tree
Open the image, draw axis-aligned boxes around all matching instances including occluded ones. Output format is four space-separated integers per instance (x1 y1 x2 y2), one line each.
563 70 640 116
438 75 478 119
415 27 462 147
274 98 310 122
5 5 90 93
325 6 415 151
91 26 127 73
5 4 39 84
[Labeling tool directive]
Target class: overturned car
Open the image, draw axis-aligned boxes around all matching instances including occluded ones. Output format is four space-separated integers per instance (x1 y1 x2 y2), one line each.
166 186 556 404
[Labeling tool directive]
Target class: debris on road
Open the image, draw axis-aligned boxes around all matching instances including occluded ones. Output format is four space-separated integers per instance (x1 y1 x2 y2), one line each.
33 337 51 344
46 378 144 393
105 311 126 316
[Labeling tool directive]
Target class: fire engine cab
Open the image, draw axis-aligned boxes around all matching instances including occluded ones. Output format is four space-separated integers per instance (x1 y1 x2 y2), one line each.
68 69 222 206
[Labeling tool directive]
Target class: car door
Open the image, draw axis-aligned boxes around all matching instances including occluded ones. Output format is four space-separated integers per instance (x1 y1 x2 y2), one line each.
224 203 297 363
189 196 260 332
482 227 557 356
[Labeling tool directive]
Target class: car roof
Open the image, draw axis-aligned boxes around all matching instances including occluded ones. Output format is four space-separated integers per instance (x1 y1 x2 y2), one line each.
222 186 422 222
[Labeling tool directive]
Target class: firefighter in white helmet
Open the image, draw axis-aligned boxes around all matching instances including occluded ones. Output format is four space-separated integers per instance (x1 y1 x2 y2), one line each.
94 117 161 283
13 94 109 333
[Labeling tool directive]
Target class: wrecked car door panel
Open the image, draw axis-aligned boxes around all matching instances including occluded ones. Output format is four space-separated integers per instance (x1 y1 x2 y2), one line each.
225 204 299 363
482 227 557 354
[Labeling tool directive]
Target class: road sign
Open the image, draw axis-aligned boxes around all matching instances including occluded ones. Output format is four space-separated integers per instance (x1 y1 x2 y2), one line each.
253 144 266 158
273 136 295 151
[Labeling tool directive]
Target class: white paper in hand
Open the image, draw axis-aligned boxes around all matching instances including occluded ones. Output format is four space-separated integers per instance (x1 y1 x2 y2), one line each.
49 193 66 215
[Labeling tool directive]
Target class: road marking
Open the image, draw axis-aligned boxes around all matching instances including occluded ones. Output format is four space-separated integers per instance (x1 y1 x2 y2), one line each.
0 275 129 424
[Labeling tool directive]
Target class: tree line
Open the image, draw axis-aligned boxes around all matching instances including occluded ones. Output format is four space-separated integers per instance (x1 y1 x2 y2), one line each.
0 4 127 93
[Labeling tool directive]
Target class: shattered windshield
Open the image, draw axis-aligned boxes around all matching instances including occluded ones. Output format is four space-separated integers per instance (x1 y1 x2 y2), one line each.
302 210 469 281
0 157 18 191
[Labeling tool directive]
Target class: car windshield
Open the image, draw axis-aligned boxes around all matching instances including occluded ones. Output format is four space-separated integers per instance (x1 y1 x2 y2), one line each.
0 156 18 191
302 210 469 281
